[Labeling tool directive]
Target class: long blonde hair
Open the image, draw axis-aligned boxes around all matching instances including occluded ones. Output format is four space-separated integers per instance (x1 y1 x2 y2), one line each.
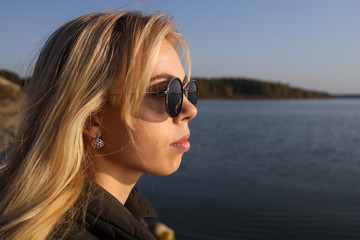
0 10 190 240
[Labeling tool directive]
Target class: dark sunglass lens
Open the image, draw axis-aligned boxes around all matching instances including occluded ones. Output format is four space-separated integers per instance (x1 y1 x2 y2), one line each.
187 81 198 106
168 78 183 118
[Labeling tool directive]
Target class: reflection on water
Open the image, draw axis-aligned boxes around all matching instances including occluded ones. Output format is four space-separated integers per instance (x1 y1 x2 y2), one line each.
140 99 360 240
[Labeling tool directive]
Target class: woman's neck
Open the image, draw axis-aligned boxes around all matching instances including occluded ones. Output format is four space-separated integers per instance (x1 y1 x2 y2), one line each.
90 156 143 204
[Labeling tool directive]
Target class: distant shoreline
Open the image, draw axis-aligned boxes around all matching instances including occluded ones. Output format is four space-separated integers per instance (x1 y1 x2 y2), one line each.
199 95 360 100
332 95 360 99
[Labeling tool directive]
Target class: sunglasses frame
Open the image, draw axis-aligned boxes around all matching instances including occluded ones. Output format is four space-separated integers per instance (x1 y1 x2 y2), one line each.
147 78 198 118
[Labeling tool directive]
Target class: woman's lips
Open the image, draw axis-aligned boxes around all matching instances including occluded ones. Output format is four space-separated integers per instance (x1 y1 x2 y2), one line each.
170 133 190 152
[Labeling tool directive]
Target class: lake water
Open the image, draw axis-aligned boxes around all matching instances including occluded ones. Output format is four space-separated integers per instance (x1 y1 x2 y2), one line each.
139 99 360 240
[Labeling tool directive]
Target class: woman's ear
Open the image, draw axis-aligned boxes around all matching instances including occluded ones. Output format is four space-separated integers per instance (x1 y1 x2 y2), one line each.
83 114 101 138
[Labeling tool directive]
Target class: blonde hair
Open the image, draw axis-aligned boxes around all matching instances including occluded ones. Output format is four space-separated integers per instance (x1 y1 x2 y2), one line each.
0 10 190 240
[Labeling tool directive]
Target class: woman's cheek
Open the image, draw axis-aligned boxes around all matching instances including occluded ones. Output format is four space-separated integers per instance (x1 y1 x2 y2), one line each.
136 97 168 122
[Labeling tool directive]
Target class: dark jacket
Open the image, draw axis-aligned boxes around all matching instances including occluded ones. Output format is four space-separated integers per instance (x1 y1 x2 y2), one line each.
64 182 158 240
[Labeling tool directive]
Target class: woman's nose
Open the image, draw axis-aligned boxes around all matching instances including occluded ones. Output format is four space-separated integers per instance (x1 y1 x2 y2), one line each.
173 94 197 123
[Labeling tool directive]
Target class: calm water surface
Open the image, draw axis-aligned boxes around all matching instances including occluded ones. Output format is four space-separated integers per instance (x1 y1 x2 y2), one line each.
140 99 360 240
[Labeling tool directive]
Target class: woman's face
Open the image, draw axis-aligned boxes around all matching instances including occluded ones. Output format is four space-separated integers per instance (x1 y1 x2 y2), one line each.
99 39 197 177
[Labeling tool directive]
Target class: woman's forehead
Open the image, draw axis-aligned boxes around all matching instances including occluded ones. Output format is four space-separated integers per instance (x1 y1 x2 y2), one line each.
151 40 185 82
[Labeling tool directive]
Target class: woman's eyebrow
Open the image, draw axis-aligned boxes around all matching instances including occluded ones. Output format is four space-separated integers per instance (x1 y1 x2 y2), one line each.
150 74 174 82
150 74 187 82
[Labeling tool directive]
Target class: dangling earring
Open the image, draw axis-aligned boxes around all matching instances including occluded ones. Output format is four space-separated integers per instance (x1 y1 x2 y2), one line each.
92 131 104 149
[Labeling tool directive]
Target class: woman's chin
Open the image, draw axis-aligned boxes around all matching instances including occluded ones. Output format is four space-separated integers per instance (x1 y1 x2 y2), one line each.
149 159 182 176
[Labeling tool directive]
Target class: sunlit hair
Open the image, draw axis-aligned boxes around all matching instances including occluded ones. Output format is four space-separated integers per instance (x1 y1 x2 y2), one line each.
0 10 190 240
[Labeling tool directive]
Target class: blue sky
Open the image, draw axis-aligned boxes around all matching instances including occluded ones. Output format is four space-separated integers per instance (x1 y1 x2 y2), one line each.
1 0 359 94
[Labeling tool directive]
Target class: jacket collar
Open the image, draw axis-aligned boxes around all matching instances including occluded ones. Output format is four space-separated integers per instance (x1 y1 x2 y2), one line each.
85 181 157 239
124 186 157 220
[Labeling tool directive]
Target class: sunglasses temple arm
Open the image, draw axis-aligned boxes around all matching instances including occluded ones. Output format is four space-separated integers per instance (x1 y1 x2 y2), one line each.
146 90 169 96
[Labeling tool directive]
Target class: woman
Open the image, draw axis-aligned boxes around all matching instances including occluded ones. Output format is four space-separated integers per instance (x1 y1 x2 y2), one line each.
0 10 198 240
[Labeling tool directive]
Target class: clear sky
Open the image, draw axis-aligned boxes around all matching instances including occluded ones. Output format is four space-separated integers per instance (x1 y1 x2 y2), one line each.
1 0 359 94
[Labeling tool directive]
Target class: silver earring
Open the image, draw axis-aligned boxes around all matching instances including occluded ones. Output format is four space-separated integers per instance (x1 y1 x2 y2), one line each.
92 132 104 149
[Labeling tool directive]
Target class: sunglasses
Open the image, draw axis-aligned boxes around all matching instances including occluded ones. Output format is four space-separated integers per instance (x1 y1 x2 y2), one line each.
147 78 199 118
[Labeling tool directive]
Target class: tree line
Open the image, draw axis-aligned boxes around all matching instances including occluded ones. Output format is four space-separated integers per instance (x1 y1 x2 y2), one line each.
0 69 331 99
196 77 331 99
